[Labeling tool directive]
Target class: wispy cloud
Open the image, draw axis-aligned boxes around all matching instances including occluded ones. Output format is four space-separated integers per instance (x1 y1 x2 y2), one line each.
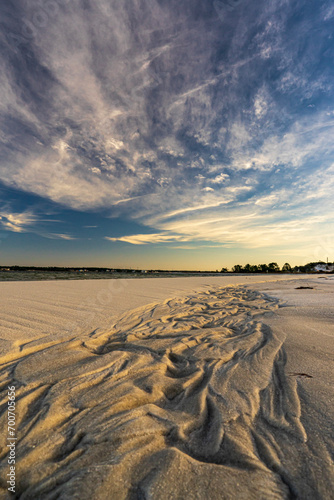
1 0 334 254
44 233 76 240
105 233 187 245
0 210 38 233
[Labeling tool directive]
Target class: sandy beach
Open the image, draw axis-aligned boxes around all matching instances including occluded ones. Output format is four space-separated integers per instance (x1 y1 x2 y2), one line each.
0 275 333 499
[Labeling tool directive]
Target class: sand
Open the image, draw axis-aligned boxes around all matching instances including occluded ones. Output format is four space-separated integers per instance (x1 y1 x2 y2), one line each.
0 275 333 499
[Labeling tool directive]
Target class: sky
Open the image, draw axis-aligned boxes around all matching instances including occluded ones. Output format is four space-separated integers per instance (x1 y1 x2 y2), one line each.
0 0 334 270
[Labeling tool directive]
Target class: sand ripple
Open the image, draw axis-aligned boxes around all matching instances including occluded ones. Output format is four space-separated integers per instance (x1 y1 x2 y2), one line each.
0 286 317 499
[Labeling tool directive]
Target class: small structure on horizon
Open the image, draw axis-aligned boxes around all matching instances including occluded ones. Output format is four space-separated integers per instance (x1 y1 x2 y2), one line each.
313 262 334 273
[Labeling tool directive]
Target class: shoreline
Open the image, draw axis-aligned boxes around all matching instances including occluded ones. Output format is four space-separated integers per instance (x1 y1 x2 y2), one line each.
1 270 331 283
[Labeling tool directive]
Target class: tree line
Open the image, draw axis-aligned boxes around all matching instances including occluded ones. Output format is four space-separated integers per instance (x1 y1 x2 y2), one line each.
220 261 333 273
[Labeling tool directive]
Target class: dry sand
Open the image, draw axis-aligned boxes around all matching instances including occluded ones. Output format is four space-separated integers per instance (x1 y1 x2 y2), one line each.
0 275 333 499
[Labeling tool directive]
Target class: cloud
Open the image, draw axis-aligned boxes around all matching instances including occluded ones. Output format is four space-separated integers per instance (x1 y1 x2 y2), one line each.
105 233 187 245
0 204 75 239
210 173 230 184
0 0 334 252
0 209 38 233
44 233 76 240
105 203 334 251
156 209 334 249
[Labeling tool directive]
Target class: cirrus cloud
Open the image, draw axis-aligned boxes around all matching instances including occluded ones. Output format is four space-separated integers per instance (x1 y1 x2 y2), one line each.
0 0 333 255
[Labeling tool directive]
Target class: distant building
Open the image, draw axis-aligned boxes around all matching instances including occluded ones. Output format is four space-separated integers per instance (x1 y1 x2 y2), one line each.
313 263 334 272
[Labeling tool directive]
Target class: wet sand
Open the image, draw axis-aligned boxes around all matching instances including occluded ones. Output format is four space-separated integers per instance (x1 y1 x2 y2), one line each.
0 275 333 499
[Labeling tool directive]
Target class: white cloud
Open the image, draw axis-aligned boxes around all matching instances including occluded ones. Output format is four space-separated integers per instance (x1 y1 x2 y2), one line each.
153 200 232 222
228 113 334 172
105 204 334 251
45 233 76 240
254 89 269 118
0 210 38 233
323 5 334 21
227 123 251 153
210 173 229 184
157 208 333 249
105 233 187 245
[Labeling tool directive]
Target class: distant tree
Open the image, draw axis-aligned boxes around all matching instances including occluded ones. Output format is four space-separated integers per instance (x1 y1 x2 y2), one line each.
258 264 269 273
220 267 229 273
268 262 280 272
303 262 315 273
232 264 243 273
244 263 251 273
282 263 292 272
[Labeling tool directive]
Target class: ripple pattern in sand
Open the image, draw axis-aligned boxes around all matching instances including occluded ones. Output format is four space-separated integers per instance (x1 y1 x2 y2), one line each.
0 287 309 499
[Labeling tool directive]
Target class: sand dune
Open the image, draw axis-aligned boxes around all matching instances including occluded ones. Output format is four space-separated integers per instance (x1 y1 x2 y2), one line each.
1 281 332 499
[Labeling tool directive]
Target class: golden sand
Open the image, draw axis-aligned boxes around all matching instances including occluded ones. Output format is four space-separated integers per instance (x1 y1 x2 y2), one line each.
0 277 333 499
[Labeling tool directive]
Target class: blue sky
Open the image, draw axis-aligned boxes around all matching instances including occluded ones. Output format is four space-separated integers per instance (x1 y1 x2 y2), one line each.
0 0 334 269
